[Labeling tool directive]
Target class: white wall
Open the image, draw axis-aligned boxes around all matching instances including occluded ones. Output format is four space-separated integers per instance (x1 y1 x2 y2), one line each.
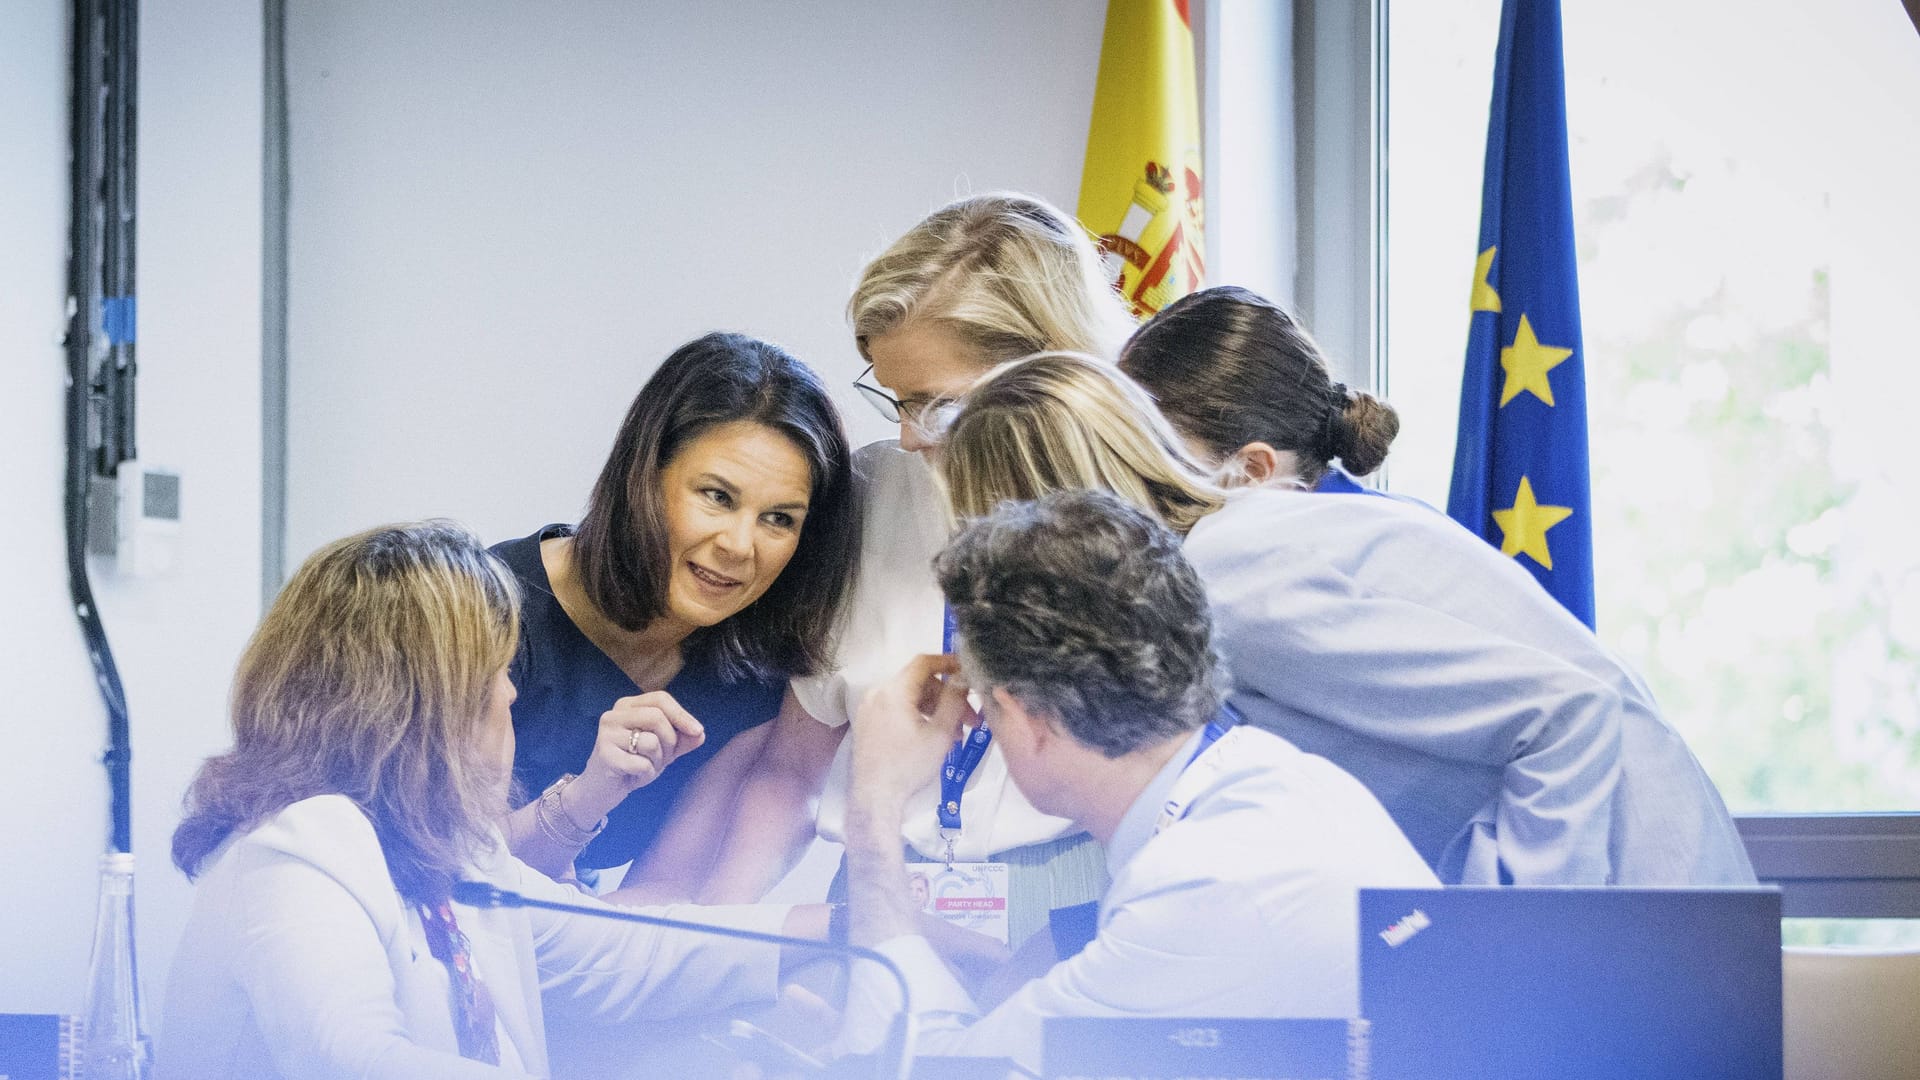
285 0 1110 559
0 0 263 1018
2 0 1112 1019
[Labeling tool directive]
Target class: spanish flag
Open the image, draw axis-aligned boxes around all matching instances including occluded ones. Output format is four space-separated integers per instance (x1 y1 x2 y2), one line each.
1446 0 1595 627
1077 0 1205 318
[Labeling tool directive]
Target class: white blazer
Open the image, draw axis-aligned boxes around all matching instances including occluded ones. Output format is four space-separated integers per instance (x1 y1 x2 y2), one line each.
156 794 789 1079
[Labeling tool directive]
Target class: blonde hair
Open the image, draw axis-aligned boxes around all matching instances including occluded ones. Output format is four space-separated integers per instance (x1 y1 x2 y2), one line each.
850 193 1137 367
173 521 520 902
939 352 1228 535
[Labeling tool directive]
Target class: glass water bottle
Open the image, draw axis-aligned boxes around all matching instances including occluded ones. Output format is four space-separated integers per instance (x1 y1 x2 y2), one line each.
80 851 152 1080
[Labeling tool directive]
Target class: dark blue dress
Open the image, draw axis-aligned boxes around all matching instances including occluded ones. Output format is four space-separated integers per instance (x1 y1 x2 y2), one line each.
491 525 786 871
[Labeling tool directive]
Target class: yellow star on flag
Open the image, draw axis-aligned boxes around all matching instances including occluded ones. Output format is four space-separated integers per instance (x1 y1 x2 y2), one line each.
1498 313 1573 407
1493 476 1575 570
1471 246 1501 313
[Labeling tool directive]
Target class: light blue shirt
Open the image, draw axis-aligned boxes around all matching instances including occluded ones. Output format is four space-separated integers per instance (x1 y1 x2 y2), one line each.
1185 488 1755 887
838 725 1438 1072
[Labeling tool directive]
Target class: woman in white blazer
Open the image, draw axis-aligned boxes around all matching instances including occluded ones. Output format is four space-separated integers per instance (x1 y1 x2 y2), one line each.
934 352 1754 889
158 522 803 1080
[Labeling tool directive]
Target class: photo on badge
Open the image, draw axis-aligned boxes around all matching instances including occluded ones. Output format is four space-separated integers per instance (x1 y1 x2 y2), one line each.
907 870 933 914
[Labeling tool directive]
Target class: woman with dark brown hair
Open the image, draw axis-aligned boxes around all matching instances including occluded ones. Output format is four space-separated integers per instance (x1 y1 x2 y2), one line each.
159 522 803 1079
491 332 860 893
1119 285 1402 495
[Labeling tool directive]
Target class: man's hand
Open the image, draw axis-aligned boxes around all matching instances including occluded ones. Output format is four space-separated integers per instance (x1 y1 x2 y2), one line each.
843 654 977 950
848 653 975 819
563 691 706 828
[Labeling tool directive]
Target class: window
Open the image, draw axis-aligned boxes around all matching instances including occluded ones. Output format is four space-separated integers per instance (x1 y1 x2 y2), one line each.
1388 0 1920 813
1382 0 1920 940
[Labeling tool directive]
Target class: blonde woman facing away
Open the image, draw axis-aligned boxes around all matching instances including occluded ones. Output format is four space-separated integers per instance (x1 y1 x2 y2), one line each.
158 523 816 1080
936 352 1755 888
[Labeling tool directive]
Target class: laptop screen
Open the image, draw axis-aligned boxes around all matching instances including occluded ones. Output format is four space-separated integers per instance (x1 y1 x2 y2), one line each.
1360 887 1782 1080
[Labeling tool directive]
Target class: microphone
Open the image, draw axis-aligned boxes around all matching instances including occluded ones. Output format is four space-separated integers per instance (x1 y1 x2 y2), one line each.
451 881 916 1080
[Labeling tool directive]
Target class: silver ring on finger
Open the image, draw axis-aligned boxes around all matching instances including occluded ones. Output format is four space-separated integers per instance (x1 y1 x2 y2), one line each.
627 728 642 756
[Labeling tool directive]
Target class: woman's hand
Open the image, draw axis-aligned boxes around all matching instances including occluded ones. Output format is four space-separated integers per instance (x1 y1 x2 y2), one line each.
618 688 844 903
561 691 706 829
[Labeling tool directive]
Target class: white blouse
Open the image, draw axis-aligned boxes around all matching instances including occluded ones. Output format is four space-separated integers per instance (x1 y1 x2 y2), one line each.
793 440 1080 860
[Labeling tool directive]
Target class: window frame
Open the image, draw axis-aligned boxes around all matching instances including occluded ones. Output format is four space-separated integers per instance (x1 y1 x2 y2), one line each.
1738 814 1920 919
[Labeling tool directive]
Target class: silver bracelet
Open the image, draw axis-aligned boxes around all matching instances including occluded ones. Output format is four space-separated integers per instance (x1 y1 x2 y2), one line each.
535 773 606 849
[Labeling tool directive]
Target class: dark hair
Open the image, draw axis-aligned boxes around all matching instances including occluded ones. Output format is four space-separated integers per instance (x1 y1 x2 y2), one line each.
934 489 1225 758
573 332 859 681
173 521 521 903
1120 285 1400 482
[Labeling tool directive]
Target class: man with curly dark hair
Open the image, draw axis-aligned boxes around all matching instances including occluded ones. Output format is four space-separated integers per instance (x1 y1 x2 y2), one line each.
836 489 1437 1071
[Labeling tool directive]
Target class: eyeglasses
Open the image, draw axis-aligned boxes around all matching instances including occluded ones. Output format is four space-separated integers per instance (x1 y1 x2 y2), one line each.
853 364 961 438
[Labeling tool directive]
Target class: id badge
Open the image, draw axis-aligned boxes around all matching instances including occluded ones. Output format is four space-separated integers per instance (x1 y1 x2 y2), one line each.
909 862 1011 945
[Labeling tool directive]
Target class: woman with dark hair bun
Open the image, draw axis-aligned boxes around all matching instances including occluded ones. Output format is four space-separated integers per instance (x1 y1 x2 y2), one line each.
492 332 859 892
1119 285 1401 493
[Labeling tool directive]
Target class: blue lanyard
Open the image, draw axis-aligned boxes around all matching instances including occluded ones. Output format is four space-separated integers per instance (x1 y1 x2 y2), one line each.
1185 718 1230 771
1184 702 1240 769
937 604 992 833
1154 706 1239 837
938 720 994 832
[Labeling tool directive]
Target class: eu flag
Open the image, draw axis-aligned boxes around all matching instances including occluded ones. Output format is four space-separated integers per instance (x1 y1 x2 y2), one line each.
1446 0 1595 628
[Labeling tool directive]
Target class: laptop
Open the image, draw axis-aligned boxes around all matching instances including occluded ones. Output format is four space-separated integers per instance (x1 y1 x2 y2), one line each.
1360 887 1782 1080
1043 1017 1368 1080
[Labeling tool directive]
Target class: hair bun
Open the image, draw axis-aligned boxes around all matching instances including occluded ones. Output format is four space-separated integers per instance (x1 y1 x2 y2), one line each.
1332 391 1400 477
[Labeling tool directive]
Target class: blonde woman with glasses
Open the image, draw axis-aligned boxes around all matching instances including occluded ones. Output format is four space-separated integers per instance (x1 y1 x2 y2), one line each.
935 351 1754 889
697 193 1137 959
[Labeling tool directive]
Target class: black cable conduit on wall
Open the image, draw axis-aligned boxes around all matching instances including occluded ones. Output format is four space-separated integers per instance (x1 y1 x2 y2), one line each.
64 0 139 855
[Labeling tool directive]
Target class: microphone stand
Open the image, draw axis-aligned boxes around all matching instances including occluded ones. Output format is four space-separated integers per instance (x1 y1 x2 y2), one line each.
452 882 916 1080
